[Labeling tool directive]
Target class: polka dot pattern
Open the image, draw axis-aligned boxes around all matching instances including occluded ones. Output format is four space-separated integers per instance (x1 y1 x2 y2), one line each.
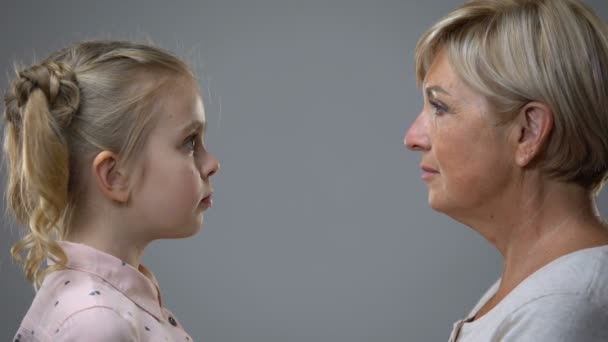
12 241 194 341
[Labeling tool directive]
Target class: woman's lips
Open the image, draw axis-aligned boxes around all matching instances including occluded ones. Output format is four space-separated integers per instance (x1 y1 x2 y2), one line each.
421 165 439 180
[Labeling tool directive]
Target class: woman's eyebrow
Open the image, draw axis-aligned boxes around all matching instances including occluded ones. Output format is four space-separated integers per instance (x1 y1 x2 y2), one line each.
425 85 451 99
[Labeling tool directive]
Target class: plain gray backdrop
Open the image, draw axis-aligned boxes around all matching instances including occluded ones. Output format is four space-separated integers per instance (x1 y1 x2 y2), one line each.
1 1 607 341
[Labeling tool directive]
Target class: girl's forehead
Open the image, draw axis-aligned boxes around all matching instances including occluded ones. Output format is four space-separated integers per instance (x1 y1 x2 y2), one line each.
164 78 204 114
151 80 205 133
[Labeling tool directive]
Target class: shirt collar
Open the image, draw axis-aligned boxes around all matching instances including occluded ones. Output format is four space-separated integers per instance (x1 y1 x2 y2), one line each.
53 241 165 321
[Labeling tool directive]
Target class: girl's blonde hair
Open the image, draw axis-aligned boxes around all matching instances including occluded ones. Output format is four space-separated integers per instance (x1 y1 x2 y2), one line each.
415 0 608 192
3 41 194 288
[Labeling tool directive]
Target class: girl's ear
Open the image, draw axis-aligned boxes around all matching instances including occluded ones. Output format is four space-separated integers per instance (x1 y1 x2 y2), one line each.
512 101 554 167
92 151 130 203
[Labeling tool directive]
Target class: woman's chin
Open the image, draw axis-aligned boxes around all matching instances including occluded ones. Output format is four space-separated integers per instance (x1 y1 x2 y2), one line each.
427 192 443 211
427 194 455 217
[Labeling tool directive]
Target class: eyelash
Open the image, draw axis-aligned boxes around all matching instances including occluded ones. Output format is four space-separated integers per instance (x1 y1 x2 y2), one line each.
185 133 199 152
429 100 448 116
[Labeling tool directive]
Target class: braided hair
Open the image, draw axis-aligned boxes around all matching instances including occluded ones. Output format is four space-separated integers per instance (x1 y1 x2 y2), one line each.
3 41 194 288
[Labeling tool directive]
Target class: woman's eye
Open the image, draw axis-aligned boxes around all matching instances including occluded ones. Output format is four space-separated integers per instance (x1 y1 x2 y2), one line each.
429 100 448 116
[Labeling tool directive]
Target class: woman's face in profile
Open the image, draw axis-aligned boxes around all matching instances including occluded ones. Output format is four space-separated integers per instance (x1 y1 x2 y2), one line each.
405 49 516 219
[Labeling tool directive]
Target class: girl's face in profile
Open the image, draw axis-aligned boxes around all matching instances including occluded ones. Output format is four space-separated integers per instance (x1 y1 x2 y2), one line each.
405 49 515 221
129 76 219 240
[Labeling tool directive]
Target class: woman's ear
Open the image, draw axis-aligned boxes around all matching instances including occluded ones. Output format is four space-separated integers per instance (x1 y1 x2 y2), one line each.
92 151 130 203
513 101 554 167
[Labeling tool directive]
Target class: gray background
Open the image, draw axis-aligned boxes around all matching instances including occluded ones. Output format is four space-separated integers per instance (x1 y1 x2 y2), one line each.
1 0 606 341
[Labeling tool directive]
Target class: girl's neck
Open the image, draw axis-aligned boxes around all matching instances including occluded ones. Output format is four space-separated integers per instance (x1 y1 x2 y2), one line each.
66 220 149 268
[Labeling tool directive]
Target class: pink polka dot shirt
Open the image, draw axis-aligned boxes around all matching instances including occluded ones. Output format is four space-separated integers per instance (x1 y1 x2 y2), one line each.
13 241 194 342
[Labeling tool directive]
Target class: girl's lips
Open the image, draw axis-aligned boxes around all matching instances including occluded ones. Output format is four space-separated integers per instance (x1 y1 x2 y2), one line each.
199 193 213 209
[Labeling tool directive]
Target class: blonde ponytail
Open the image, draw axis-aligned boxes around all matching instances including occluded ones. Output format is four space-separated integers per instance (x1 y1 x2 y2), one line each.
5 62 80 287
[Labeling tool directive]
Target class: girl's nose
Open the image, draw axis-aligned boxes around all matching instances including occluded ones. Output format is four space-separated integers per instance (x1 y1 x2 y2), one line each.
202 153 220 179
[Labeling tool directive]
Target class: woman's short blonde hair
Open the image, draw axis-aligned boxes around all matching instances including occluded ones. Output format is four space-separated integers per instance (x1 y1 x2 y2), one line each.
415 0 608 192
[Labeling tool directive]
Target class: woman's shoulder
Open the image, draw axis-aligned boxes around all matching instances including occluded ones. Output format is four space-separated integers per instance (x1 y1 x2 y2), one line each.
486 245 608 336
456 247 608 341
519 245 608 301
459 292 608 342
491 293 608 341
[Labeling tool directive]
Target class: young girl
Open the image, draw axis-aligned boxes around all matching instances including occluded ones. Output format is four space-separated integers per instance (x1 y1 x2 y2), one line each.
5 40 219 341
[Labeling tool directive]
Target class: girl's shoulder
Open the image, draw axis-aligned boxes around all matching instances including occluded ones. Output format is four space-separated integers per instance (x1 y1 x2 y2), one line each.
17 268 138 340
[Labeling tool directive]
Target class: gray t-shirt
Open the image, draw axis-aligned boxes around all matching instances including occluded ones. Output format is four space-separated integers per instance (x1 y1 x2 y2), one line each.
449 245 608 342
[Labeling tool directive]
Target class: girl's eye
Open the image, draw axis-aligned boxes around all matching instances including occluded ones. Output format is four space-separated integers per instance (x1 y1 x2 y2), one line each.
429 100 448 116
185 134 198 152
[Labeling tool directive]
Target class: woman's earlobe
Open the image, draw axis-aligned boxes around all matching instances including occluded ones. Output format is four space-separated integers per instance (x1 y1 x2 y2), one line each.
92 151 130 203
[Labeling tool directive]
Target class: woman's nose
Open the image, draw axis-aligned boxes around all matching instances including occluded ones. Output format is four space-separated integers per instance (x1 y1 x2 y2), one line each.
404 112 430 151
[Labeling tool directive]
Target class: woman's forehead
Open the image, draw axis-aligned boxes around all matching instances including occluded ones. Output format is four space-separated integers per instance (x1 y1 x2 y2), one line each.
424 52 462 90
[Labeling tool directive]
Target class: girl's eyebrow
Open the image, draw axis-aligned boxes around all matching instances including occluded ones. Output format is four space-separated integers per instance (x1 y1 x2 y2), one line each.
180 120 206 134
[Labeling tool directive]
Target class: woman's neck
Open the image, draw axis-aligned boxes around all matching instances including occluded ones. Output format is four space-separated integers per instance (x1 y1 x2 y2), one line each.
471 181 608 319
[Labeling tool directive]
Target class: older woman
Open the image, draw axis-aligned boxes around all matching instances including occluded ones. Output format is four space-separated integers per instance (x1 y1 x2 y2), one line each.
405 0 608 341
